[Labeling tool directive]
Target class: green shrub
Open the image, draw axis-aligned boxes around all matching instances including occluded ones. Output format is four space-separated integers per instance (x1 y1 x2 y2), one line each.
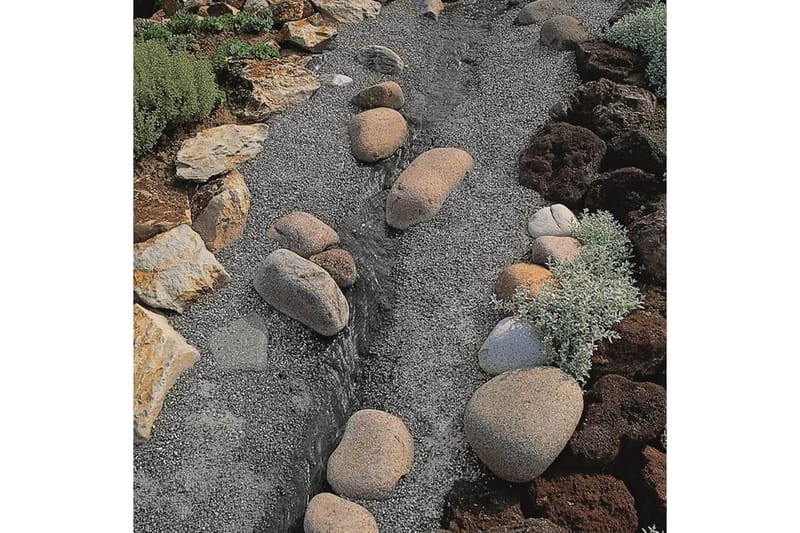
166 11 201 33
199 13 234 32
213 38 280 67
497 211 642 384
607 3 666 97
136 20 195 51
133 40 222 159
166 10 272 35
233 10 274 33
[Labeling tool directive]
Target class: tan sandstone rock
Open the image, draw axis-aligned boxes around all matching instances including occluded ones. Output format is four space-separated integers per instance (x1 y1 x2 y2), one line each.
349 107 408 163
267 211 340 257
278 14 338 52
531 235 581 264
310 0 380 23
351 81 405 110
304 492 379 533
309 248 358 288
494 263 555 301
133 170 191 243
175 124 269 182
191 169 251 252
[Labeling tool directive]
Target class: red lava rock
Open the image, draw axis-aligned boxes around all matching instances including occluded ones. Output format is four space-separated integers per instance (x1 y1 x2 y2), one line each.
604 128 666 176
567 374 666 467
592 310 666 380
528 473 638 533
582 167 665 225
637 446 666 529
627 194 666 286
574 40 647 87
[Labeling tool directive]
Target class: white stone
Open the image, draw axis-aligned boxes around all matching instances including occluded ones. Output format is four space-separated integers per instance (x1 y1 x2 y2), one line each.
527 204 578 238
478 317 548 375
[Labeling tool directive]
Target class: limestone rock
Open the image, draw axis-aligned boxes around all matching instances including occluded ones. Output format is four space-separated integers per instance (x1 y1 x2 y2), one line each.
224 59 319 122
531 235 581 264
527 204 578 239
464 367 583 482
349 107 408 163
253 249 349 336
356 45 405 74
540 15 587 50
191 169 251 252
134 224 230 313
134 304 200 442
319 74 354 87
309 249 358 288
494 263 555 301
478 317 547 375
277 14 338 52
351 81 405 110
133 170 191 243
175 124 269 182
310 0 380 23
327 409 414 499
517 0 568 25
385 147 474 230
266 211 340 257
304 492 379 533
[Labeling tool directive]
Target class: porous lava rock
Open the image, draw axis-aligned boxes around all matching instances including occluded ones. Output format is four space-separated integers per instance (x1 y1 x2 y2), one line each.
627 194 666 285
592 310 666 380
575 40 646 87
604 128 666 176
582 167 664 224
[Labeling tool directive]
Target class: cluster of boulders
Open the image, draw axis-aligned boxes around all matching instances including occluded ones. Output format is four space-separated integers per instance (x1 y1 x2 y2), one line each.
516 0 588 51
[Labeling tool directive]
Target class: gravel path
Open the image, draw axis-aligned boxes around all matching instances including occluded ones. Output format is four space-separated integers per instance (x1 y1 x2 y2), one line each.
134 1 621 531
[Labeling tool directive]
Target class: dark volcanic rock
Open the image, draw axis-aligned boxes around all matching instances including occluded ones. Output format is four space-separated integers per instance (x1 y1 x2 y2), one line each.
593 310 666 380
550 78 657 139
627 194 666 285
519 122 606 208
528 473 639 533
610 0 659 25
567 374 666 467
575 40 647 87
583 167 664 224
604 128 666 175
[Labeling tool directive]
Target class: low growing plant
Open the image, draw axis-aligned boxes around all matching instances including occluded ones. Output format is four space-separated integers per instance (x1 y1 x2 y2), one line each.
135 20 195 51
167 10 273 35
232 10 274 34
497 211 642 384
213 38 280 67
607 2 666 97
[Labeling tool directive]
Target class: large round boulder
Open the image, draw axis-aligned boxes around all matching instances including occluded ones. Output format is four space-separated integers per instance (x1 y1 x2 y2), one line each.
464 367 583 482
540 15 587 50
303 492 378 533
349 107 408 163
478 317 548 375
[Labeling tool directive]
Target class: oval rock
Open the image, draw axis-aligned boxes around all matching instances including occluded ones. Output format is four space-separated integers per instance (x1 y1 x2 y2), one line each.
304 492 378 533
478 317 548 375
494 263 555 301
267 211 340 258
349 107 408 163
351 81 405 110
527 204 578 239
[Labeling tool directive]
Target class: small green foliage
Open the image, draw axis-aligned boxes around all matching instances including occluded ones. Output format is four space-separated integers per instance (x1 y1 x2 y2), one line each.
199 13 235 32
497 211 642 384
136 20 195 51
232 10 274 34
166 11 201 33
167 10 273 35
214 39 280 67
607 3 666 97
133 40 223 159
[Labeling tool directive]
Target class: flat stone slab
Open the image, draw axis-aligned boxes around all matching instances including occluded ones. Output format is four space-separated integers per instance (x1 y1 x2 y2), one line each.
175 124 269 183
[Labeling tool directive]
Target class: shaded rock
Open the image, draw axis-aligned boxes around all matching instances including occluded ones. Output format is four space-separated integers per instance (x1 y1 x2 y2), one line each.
478 317 547 376
583 167 664 224
277 14 338 52
310 0 380 23
327 409 414 499
610 0 658 25
531 235 581 264
309 248 358 288
494 263 555 301
207 2 240 15
527 204 578 239
134 224 230 313
244 0 272 13
265 0 306 23
517 0 568 25
528 473 638 533
175 124 269 182
567 374 666 467
351 81 405 110
133 171 191 243
464 367 583 482
209 314 270 371
223 58 319 122
550 78 658 139
489 521 569 533
604 128 666 176
253 249 349 336
162 0 182 16
304 492 378 533
635 446 667 529
191 169 251 252
540 15 587 50
385 147 474 230
418 0 443 19
318 74 353 87
356 45 405 74
184 0 212 12
348 107 408 163
267 211 340 257
519 122 605 208
593 310 666 380
575 40 647 87
627 195 666 285
134 304 200 442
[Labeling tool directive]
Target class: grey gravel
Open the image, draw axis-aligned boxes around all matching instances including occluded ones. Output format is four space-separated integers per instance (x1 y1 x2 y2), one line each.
133 0 620 532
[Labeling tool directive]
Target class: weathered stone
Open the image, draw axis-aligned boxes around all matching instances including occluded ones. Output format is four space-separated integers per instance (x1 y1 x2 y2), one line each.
134 304 200 442
550 78 658 139
575 40 647 87
351 81 405 110
190 169 251 252
583 167 664 224
134 224 230 313
224 59 319 122
327 409 414 499
418 0 443 20
478 317 547 375
518 122 606 208
464 367 583 482
265 0 305 23
207 2 240 15
162 0 182 16
604 128 666 176
266 211 340 257
175 124 269 182
540 15 587 50
310 0 381 23
627 194 666 285
277 14 338 52
517 0 568 25
527 204 578 239
531 235 581 264
304 492 379 533
244 0 272 13
309 249 358 288
593 310 666 380
349 107 408 163
318 74 353 87
494 263 555 301
356 45 405 74
385 147 474 230
133 171 191 243
253 249 349 336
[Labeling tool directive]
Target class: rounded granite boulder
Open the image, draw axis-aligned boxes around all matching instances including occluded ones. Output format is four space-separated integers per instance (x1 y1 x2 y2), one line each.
351 81 405 110
266 211 340 258
531 236 581 264
309 248 358 289
494 263 555 301
540 15 588 51
304 492 378 533
527 204 578 239
349 107 408 163
478 317 548 375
